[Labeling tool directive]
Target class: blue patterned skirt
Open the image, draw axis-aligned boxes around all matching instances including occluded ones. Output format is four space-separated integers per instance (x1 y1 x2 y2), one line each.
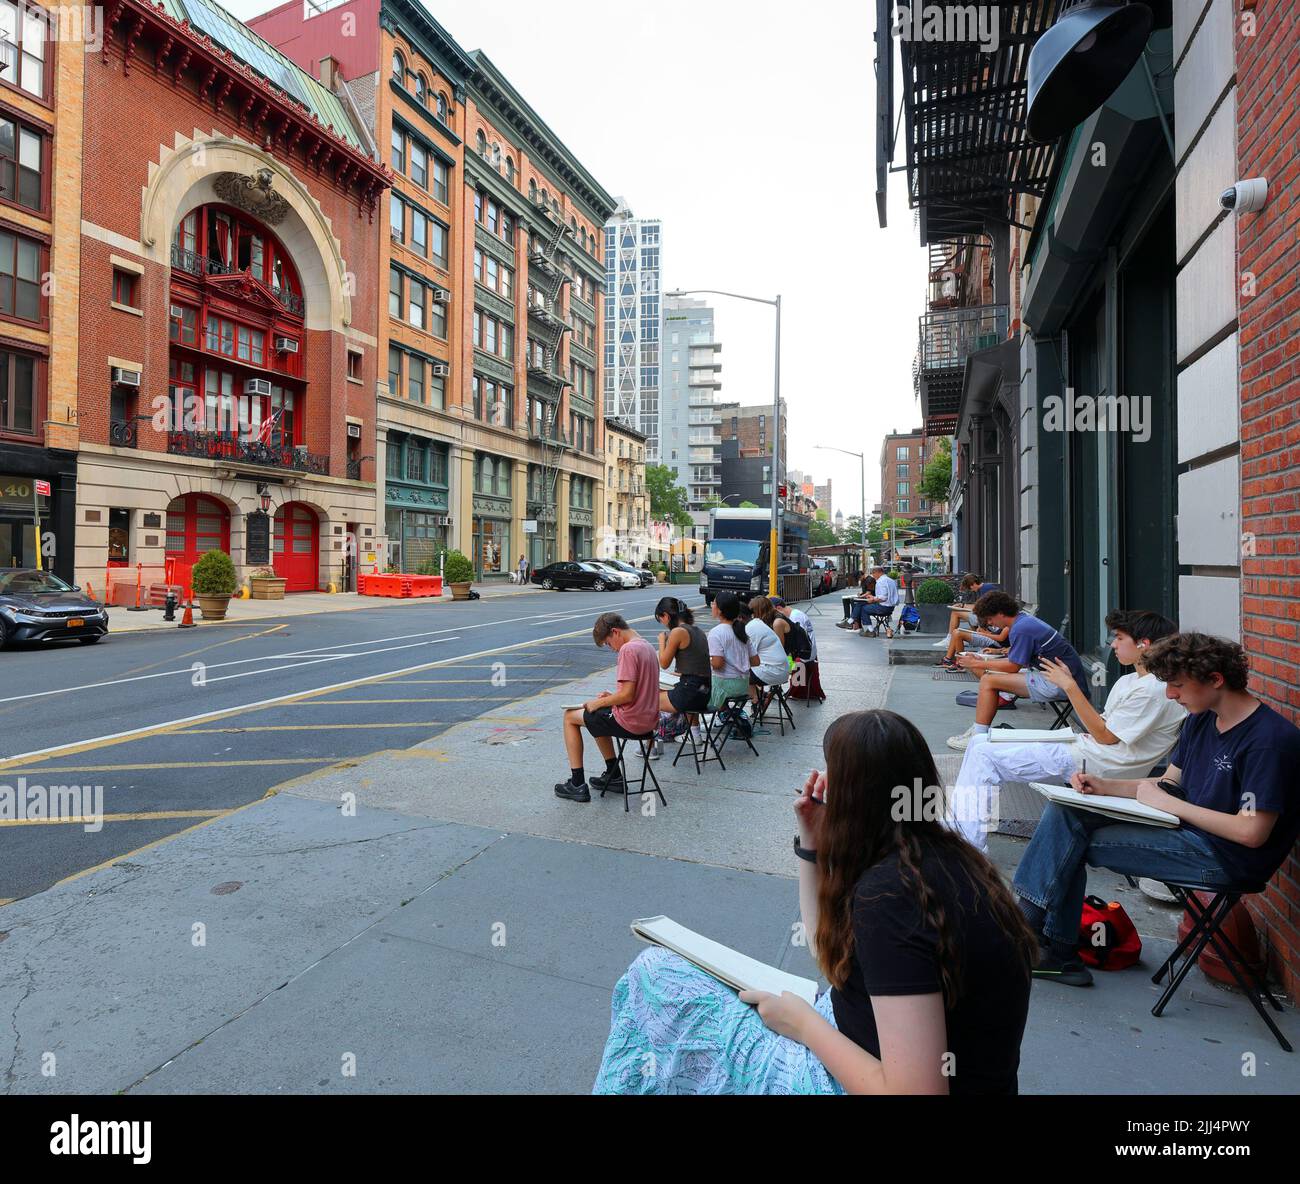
593 947 844 1095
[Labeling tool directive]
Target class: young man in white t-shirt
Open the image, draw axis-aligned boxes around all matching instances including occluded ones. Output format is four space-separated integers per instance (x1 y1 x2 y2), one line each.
949 610 1186 851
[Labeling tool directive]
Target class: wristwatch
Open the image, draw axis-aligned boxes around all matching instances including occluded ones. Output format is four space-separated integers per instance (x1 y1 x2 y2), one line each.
793 836 818 863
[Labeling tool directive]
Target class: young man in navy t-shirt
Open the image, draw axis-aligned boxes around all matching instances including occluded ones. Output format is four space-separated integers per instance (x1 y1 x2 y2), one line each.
1011 633 1300 986
948 591 1089 751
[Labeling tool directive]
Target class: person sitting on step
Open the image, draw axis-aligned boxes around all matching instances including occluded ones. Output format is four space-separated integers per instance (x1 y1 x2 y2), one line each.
947 591 1088 752
1011 633 1300 987
555 612 662 804
948 609 1186 851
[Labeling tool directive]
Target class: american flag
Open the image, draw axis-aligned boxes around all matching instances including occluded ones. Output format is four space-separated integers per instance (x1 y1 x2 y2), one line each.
257 405 284 446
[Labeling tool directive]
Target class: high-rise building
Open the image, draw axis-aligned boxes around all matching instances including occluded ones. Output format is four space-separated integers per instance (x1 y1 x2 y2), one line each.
662 296 722 525
603 201 661 459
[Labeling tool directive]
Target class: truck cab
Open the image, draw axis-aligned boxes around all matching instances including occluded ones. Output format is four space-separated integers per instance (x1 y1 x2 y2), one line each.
700 507 772 606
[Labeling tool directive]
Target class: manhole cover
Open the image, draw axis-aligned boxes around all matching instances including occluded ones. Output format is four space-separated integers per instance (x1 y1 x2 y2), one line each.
211 881 243 895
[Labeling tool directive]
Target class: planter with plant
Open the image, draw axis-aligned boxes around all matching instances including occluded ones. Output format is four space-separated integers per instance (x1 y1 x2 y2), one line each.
248 566 287 601
191 550 237 621
442 550 475 600
915 578 956 634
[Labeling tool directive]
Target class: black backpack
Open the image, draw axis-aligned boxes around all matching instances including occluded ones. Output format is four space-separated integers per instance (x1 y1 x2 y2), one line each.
785 619 813 662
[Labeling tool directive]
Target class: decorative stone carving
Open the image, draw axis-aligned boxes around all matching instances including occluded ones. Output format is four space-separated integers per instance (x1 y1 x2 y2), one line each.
212 169 291 226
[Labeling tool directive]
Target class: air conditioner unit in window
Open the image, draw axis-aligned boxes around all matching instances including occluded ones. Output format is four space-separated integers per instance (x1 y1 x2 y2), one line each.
431 289 451 303
433 515 452 527
431 363 450 377
111 367 141 387
347 423 362 439
245 378 273 396
274 337 299 354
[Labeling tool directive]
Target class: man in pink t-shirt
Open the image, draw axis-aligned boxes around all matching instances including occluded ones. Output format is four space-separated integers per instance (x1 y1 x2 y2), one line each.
556 613 662 803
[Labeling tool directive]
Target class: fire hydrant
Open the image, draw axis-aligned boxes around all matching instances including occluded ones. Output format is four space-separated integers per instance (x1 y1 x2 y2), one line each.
163 590 177 622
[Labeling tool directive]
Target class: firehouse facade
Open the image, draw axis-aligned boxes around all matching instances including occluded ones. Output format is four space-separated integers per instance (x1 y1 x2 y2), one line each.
73 0 387 593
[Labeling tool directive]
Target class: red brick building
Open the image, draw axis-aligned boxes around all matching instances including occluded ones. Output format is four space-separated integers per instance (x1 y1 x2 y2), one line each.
1236 0 1300 996
74 0 387 593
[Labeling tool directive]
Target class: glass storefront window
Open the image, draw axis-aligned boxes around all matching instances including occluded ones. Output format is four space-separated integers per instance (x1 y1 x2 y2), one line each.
473 517 508 576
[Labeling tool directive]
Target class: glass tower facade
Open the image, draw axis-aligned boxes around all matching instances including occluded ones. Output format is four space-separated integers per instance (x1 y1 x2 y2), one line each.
663 296 722 523
604 201 661 460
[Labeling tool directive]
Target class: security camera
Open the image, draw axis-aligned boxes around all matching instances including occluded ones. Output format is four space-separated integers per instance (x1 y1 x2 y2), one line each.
1220 178 1268 213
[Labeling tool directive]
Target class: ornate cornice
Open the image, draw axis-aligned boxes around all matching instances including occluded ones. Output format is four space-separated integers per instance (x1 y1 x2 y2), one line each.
472 283 515 323
473 493 513 518
473 350 515 385
473 223 517 269
103 0 390 217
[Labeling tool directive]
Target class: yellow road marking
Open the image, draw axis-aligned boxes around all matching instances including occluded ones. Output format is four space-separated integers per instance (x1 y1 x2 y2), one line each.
283 697 515 705
5 758 334 774
172 722 449 733
0 810 225 827
380 678 558 684
0 898 15 906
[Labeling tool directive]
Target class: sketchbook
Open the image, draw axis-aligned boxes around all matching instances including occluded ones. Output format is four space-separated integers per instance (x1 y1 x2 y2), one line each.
1028 782 1180 828
630 916 819 1004
988 729 1078 743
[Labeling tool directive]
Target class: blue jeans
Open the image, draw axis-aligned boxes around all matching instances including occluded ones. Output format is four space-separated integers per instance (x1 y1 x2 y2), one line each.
1012 804 1232 944
852 602 893 627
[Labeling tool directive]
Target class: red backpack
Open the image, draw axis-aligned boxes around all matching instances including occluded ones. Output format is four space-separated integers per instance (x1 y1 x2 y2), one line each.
1077 896 1142 970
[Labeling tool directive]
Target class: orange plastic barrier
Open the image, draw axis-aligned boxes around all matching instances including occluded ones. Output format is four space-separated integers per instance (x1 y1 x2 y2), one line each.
358 573 443 599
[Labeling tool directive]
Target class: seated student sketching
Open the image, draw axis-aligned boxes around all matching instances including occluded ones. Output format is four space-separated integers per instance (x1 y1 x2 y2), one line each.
649 596 712 758
947 591 1088 752
745 596 791 734
949 610 1186 852
705 592 753 711
592 710 1037 1094
836 572 876 629
1012 633 1300 986
554 613 661 805
854 566 899 638
945 574 1002 638
937 618 1009 669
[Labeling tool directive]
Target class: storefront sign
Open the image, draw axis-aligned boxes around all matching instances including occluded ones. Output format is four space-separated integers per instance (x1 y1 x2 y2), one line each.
246 511 271 565
523 520 538 534
0 478 49 509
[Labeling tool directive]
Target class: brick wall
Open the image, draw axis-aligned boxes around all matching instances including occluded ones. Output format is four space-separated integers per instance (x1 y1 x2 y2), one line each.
1236 0 1300 996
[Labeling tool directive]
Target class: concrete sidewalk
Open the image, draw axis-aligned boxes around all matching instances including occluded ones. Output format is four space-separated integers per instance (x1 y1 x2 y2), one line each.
2 619 1296 1093
102 579 546 634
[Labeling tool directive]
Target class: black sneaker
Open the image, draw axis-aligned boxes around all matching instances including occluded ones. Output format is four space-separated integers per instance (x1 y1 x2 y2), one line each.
1032 948 1094 987
589 768 625 792
554 778 591 803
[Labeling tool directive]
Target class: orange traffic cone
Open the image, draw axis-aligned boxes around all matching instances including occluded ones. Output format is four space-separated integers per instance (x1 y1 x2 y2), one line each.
178 601 197 628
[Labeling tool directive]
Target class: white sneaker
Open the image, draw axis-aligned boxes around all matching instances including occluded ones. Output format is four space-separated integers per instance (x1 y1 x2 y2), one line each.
946 724 980 752
648 740 665 761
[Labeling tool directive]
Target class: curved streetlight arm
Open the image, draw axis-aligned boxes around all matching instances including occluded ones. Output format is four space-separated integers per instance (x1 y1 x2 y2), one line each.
665 287 778 308
814 444 868 563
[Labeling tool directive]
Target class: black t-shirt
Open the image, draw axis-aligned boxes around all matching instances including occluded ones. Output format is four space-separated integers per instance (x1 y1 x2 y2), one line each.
830 848 1031 1095
1168 702 1300 885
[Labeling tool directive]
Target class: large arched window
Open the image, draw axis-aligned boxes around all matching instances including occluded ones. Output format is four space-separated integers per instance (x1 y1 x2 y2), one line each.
505 156 516 186
476 130 487 157
491 142 502 169
436 92 449 122
168 204 305 452
414 73 428 106
529 179 537 203
391 51 405 84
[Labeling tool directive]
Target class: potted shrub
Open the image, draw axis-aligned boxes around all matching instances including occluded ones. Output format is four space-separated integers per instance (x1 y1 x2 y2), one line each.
248 566 287 601
191 550 237 621
915 578 956 634
442 549 475 600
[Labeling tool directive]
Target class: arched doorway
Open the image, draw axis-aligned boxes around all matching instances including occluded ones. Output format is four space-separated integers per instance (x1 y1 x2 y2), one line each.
165 494 231 589
273 501 319 592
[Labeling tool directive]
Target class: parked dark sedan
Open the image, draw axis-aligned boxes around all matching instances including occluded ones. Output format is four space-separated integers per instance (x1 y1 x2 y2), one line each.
530 561 617 591
0 569 109 646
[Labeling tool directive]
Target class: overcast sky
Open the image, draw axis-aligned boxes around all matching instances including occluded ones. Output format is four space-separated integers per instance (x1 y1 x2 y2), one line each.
229 0 927 520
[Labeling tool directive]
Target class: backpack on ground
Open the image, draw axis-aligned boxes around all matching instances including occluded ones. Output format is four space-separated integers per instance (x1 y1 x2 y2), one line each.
1077 895 1142 970
898 604 921 634
655 711 690 742
717 706 753 740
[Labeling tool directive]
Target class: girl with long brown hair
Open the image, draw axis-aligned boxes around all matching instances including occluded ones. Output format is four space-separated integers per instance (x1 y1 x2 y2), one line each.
593 709 1036 1094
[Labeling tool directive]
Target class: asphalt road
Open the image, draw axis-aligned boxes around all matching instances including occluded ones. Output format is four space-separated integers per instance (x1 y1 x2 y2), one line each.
0 586 701 903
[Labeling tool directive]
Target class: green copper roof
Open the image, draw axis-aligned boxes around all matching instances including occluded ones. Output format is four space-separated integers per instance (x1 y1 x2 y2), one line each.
159 0 361 149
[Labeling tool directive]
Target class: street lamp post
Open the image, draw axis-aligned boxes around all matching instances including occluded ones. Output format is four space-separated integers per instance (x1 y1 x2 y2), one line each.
666 287 782 595
814 445 867 575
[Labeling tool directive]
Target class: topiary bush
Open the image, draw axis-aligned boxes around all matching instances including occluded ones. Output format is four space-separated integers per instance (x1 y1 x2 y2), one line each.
191 550 237 597
442 549 474 584
916 578 954 605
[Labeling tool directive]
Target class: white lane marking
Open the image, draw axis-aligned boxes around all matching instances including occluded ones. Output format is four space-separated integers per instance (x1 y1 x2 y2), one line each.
0 620 662 764
0 592 691 706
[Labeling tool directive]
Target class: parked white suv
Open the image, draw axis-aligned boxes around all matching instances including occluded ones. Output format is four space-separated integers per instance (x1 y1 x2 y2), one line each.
586 561 639 589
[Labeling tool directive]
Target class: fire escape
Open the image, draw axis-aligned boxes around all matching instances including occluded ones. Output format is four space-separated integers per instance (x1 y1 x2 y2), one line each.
526 202 574 526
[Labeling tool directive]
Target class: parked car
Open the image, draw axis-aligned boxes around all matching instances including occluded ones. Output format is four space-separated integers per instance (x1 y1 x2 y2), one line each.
530 561 617 591
593 558 654 588
810 559 836 596
0 569 109 647
584 560 640 589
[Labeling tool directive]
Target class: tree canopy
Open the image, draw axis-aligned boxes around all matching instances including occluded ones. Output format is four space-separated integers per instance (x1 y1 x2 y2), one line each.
645 464 693 533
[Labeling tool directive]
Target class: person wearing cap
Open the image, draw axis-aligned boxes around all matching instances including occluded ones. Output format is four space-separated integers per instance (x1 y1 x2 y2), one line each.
772 596 825 702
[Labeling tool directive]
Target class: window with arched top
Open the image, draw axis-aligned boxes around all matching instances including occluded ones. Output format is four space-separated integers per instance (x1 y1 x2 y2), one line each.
415 73 428 105
491 142 502 168
551 198 559 214
529 179 537 202
436 92 448 122
580 228 587 249
476 130 487 157
391 51 405 84
540 188 549 207
506 157 516 185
